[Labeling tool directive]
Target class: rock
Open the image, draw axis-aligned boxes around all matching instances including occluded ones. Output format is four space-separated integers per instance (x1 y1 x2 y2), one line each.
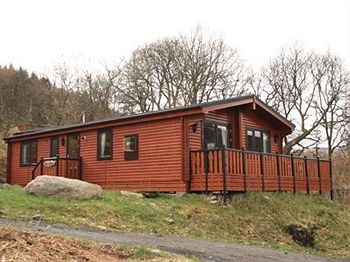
139 191 159 198
120 191 144 198
97 225 107 230
0 183 12 188
25 175 102 199
165 217 174 224
148 248 161 255
175 192 187 198
209 195 218 201
32 214 44 221
285 224 316 247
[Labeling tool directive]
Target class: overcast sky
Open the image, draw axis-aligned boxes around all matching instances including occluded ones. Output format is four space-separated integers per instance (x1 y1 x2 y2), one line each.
0 0 349 76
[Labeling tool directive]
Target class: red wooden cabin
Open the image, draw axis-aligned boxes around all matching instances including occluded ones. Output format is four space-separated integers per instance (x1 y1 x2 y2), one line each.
4 95 332 194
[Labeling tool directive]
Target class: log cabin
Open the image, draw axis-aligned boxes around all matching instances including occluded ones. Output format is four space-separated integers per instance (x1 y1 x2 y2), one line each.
3 95 332 194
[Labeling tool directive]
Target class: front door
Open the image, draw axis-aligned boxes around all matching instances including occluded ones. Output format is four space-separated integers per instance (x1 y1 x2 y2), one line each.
67 133 80 159
66 133 80 179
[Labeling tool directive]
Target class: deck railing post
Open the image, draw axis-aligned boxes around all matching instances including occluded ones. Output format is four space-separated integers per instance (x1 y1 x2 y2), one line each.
329 158 334 200
65 158 69 178
260 151 265 191
188 151 192 193
304 156 310 195
205 148 209 194
78 157 82 180
317 156 322 195
291 154 296 193
222 146 227 203
242 148 247 192
276 152 281 191
40 157 44 176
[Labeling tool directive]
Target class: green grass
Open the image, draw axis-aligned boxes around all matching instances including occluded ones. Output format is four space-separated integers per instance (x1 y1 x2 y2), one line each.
0 185 350 258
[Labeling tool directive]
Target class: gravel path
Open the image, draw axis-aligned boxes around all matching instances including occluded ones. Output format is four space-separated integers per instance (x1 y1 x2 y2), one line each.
0 218 344 262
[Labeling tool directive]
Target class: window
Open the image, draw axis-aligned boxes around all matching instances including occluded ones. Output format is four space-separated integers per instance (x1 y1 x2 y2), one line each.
97 129 113 160
50 136 59 157
246 128 270 153
124 135 138 160
203 122 231 150
20 140 37 166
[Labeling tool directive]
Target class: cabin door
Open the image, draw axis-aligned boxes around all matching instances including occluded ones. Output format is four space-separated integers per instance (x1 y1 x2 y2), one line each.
66 133 80 179
67 133 80 159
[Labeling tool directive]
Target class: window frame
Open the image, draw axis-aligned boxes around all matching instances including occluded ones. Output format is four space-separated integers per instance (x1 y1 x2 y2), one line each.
246 127 271 153
97 128 113 160
124 134 139 161
50 136 59 157
202 120 232 150
20 140 37 166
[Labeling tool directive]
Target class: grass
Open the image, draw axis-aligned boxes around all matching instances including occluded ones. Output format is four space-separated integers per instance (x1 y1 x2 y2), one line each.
0 185 350 258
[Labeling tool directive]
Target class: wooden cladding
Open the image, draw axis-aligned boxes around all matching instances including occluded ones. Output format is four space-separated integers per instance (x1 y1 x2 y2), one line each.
7 102 295 192
190 149 332 195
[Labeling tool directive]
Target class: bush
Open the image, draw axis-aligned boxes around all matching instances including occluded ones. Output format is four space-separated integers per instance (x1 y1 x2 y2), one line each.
332 150 350 205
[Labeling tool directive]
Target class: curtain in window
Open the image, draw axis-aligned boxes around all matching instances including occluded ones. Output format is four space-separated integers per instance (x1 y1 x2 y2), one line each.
217 125 228 148
22 144 29 164
100 132 106 157
263 133 269 153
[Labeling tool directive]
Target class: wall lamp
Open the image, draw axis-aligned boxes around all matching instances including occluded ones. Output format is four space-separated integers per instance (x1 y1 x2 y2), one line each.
60 137 65 146
192 123 198 133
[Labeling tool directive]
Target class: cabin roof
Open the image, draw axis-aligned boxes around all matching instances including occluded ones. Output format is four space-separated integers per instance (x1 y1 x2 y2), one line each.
4 94 294 141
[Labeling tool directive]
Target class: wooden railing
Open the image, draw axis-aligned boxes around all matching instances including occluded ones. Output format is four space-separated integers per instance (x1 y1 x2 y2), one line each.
32 156 82 180
190 147 333 199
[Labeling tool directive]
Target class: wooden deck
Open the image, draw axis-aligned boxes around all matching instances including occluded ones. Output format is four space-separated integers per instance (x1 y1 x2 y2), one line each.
190 148 332 196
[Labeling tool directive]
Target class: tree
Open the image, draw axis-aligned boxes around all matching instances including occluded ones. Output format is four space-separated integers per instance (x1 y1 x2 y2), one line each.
260 46 350 156
108 28 252 113
315 52 350 159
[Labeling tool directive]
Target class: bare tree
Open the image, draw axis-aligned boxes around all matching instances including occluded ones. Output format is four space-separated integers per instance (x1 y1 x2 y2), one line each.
49 62 81 125
315 52 350 159
261 46 350 155
108 27 252 114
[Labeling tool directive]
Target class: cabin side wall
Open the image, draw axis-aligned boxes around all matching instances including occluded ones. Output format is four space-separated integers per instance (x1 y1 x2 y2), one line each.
81 117 185 191
8 117 186 191
183 114 205 190
7 105 288 189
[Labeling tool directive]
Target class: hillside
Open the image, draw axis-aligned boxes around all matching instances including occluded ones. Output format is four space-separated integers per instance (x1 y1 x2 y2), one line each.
0 186 349 258
0 65 119 182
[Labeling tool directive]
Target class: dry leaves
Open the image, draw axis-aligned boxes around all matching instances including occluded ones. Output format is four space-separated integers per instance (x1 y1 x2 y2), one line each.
0 226 130 262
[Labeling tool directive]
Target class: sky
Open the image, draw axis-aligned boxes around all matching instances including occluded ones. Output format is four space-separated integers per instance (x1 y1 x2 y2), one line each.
0 0 350 76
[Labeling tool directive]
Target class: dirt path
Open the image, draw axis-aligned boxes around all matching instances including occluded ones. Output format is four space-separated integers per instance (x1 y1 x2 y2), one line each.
0 218 343 262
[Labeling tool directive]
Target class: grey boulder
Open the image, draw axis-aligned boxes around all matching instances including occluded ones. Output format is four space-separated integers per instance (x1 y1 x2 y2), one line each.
25 175 102 199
